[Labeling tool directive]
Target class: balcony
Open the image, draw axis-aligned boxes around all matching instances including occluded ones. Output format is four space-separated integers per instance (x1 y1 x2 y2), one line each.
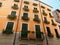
49 13 54 18
2 29 13 34
2 22 14 35
33 3 37 6
22 16 29 21
44 19 50 24
23 6 29 11
47 9 51 11
24 1 29 4
33 9 39 13
50 14 54 18
7 11 17 20
52 22 57 26
0 2 2 7
12 4 18 10
43 12 47 16
36 32 44 41
8 14 16 20
42 10 47 16
14 0 19 2
41 6 45 9
33 17 40 23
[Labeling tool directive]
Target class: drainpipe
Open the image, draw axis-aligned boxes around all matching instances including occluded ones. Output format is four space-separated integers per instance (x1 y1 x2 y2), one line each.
13 0 23 45
38 1 49 45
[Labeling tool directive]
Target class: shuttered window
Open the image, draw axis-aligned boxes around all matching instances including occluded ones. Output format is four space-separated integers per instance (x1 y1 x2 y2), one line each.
35 25 42 39
6 22 14 30
21 23 28 39
22 23 28 31
11 11 16 16
23 13 28 17
46 27 52 36
55 29 60 38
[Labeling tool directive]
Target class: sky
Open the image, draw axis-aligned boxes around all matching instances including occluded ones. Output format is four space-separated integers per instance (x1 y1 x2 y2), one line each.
40 0 60 11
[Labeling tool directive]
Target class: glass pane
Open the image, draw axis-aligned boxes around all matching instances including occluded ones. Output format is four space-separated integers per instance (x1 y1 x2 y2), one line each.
11 11 16 15
23 13 28 17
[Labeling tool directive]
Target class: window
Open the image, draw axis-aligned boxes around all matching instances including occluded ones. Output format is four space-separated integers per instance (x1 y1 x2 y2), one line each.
49 13 53 18
34 8 37 10
46 27 51 35
46 27 53 37
12 4 18 9
3 22 14 34
44 17 50 24
42 10 47 16
51 20 57 26
33 8 39 13
41 6 45 9
22 23 28 30
21 23 28 39
11 11 16 15
44 17 47 21
35 25 41 32
24 6 28 8
0 2 2 7
55 29 60 38
33 15 40 23
34 15 39 19
6 22 14 30
33 3 38 6
47 8 51 11
8 11 16 20
23 6 29 11
24 1 29 4
35 25 44 40
14 0 19 2
22 13 29 21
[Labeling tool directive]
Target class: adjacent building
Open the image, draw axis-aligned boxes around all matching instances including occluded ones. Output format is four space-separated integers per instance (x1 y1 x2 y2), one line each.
53 9 60 23
0 0 60 45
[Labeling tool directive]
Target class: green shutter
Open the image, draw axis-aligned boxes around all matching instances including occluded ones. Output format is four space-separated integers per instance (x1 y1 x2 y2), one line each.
35 25 41 32
3 22 14 34
22 23 28 31
6 22 14 30
35 25 42 38
21 23 28 39
35 25 44 40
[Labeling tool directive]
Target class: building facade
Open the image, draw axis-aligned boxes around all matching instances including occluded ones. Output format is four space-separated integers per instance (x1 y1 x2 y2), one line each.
53 9 60 23
0 0 60 45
